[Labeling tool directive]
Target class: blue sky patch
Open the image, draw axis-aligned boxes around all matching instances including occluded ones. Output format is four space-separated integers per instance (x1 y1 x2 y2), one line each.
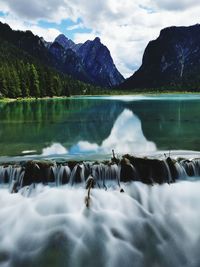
38 18 92 40
0 11 8 17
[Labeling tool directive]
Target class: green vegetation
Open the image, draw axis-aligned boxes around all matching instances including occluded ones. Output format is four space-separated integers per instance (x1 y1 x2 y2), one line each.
0 38 105 98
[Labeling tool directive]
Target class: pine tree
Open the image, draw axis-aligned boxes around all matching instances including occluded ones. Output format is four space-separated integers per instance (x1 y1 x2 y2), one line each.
52 75 62 96
19 62 30 97
0 67 8 96
29 64 40 97
45 70 56 97
6 66 21 98
12 69 21 97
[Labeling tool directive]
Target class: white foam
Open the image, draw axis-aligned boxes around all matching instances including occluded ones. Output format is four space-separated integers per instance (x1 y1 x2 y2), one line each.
1 181 200 267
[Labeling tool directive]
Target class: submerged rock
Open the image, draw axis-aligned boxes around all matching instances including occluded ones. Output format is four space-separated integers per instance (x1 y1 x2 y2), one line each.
22 160 54 187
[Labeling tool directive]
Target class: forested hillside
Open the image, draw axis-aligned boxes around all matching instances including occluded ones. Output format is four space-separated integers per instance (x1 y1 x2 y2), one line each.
0 38 103 98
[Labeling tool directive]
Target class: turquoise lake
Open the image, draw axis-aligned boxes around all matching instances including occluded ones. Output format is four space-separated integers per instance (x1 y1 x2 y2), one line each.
1 94 200 160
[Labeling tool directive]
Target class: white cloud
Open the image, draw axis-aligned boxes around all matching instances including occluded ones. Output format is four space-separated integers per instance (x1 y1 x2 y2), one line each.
0 0 72 22
0 0 200 77
73 32 97 43
0 15 61 41
30 26 61 41
153 0 200 11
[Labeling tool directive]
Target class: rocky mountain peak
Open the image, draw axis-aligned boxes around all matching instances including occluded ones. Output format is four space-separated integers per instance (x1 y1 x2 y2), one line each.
54 34 76 50
93 37 101 43
50 33 124 87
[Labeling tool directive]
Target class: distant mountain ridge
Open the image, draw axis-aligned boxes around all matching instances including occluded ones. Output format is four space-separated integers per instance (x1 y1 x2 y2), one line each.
121 24 200 91
54 34 82 52
0 22 124 88
50 34 124 87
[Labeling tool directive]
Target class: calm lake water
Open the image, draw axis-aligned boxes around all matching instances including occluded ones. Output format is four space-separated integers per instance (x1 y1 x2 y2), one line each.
1 94 200 160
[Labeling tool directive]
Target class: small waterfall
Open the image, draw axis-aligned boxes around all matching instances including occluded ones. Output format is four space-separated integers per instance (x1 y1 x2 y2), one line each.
69 164 78 185
51 165 71 186
181 160 196 176
2 156 200 191
112 163 121 185
0 165 25 191
163 159 173 183
69 163 85 185
91 163 120 188
64 165 71 183
0 165 7 183
175 159 200 178
174 162 188 179
92 163 105 188
9 166 25 193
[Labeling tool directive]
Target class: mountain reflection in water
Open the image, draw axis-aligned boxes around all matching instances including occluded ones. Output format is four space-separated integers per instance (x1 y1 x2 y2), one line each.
1 96 200 159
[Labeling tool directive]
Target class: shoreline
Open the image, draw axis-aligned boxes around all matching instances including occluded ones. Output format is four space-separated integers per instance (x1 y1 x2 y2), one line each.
1 91 200 103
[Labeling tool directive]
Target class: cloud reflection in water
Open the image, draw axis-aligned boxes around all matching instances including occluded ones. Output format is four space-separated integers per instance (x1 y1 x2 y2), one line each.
41 109 156 156
42 143 68 156
70 109 156 155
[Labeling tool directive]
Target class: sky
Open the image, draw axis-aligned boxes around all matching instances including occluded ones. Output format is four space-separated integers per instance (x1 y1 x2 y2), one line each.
0 0 199 78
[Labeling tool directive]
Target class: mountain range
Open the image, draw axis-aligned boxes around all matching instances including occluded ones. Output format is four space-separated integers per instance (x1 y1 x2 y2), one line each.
0 22 124 88
48 34 124 87
121 24 200 91
1 21 200 93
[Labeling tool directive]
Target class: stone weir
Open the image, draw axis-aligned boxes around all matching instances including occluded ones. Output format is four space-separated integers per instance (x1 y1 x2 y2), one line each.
0 155 200 193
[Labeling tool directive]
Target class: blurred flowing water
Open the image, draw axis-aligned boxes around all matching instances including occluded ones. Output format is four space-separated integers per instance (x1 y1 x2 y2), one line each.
1 182 200 267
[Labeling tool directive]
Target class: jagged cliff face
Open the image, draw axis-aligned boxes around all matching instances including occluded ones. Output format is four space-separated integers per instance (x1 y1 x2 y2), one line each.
54 34 82 52
51 35 124 87
121 24 200 90
49 41 90 82
77 37 124 87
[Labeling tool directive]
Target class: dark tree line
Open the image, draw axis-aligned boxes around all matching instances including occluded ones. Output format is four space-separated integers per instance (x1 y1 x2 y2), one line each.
0 61 71 98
